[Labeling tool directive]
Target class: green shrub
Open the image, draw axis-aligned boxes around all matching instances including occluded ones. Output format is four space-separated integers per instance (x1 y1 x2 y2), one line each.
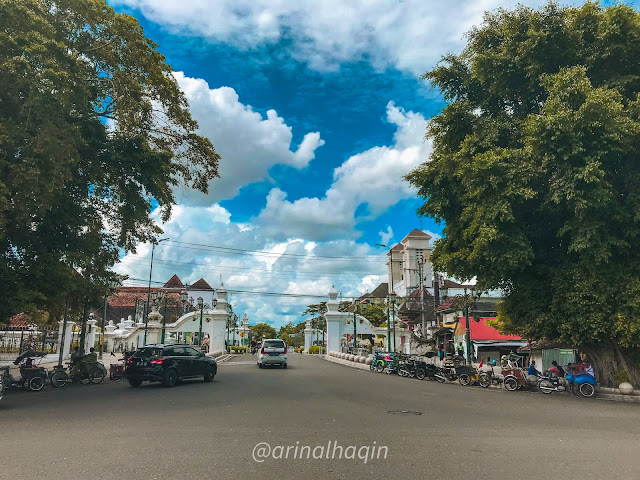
308 346 320 354
229 346 247 353
615 369 630 385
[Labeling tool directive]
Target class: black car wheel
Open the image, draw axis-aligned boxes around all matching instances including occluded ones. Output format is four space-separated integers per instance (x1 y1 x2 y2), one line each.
163 368 178 388
128 378 142 388
204 366 215 382
282 363 287 369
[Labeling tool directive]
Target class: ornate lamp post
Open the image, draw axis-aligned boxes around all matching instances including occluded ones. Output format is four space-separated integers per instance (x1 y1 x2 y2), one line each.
232 314 238 346
197 297 204 346
388 292 397 352
197 296 216 347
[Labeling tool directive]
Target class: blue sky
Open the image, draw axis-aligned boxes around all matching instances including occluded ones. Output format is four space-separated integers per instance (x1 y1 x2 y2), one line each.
108 0 637 328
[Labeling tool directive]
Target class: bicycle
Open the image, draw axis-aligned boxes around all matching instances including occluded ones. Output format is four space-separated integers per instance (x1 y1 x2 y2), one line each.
50 360 106 388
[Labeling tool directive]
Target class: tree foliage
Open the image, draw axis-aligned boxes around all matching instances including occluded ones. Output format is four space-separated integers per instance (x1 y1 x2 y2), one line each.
249 322 278 341
278 321 306 347
0 0 219 322
407 2 640 385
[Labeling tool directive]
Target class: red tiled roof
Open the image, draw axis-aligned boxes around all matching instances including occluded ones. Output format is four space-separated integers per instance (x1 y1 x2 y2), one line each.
459 317 523 341
163 274 184 288
109 287 156 308
189 278 213 291
8 313 30 328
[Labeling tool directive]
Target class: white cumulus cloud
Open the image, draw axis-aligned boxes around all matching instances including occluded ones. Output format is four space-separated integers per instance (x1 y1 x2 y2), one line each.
256 102 430 241
172 72 324 205
111 0 556 75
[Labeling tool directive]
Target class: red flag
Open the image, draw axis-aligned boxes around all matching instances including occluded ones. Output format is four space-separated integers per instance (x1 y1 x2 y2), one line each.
478 355 484 368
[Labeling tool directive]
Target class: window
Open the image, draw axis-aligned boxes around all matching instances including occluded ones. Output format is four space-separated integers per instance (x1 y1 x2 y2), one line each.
170 347 186 356
133 347 162 359
264 340 285 348
185 347 201 356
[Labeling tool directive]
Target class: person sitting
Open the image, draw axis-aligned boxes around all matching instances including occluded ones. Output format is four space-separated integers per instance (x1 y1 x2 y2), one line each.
84 347 97 363
70 346 81 365
528 360 541 376
548 360 565 377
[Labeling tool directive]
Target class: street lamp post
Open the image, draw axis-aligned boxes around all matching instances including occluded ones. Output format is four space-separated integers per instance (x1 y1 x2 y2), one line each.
145 238 169 344
197 297 204 346
353 302 358 350
388 291 397 353
386 301 391 352
464 287 477 364
233 314 237 346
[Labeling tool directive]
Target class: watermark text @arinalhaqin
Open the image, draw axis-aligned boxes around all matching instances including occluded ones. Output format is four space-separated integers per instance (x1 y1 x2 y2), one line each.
252 441 388 464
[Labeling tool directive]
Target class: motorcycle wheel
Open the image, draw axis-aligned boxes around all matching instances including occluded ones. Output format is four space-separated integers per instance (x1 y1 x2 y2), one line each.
478 373 491 388
538 379 554 394
415 368 426 380
579 383 595 398
504 376 518 391
434 374 446 383
29 376 45 392
459 374 471 386
375 362 384 373
51 371 69 388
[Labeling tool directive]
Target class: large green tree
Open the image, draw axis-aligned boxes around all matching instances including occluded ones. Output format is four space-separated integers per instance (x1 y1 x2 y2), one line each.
407 2 640 386
278 321 306 347
250 323 278 341
0 0 219 322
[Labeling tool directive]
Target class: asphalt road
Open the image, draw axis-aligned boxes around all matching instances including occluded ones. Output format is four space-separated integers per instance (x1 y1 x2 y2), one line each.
2 353 639 480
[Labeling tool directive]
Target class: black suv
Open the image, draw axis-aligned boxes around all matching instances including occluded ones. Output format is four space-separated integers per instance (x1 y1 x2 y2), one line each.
125 344 217 388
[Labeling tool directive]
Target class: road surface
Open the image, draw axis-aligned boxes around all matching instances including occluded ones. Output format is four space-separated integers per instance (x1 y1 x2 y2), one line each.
2 353 639 479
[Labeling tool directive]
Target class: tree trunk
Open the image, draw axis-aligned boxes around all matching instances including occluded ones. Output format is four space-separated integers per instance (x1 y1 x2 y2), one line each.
583 343 640 388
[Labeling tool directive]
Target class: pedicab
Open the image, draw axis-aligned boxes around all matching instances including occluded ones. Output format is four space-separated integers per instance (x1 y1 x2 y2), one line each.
456 364 480 386
109 351 134 381
566 362 597 398
0 351 48 392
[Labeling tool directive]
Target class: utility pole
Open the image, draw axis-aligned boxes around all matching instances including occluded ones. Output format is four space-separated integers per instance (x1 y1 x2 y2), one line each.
386 302 391 352
353 302 357 350
79 300 89 354
418 261 425 337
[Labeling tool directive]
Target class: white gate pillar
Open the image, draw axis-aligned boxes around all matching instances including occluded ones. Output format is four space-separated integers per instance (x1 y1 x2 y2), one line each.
58 320 75 361
304 320 314 352
207 285 229 355
324 286 344 353
86 317 98 352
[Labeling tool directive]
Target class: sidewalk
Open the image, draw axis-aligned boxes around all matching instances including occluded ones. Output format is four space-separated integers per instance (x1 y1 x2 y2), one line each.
0 353 126 370
322 354 640 403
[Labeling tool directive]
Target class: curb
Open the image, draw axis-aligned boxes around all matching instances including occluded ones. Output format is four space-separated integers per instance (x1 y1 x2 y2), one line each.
322 355 370 371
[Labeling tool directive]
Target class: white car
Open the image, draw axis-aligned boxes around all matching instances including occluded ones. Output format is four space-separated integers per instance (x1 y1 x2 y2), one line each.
257 339 288 368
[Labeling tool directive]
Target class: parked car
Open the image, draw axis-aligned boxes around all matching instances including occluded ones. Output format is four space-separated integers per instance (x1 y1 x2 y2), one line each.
256 339 287 368
125 344 217 388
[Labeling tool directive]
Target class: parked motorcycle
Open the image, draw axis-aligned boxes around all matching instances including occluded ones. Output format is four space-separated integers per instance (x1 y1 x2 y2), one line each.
538 372 566 394
414 361 438 381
